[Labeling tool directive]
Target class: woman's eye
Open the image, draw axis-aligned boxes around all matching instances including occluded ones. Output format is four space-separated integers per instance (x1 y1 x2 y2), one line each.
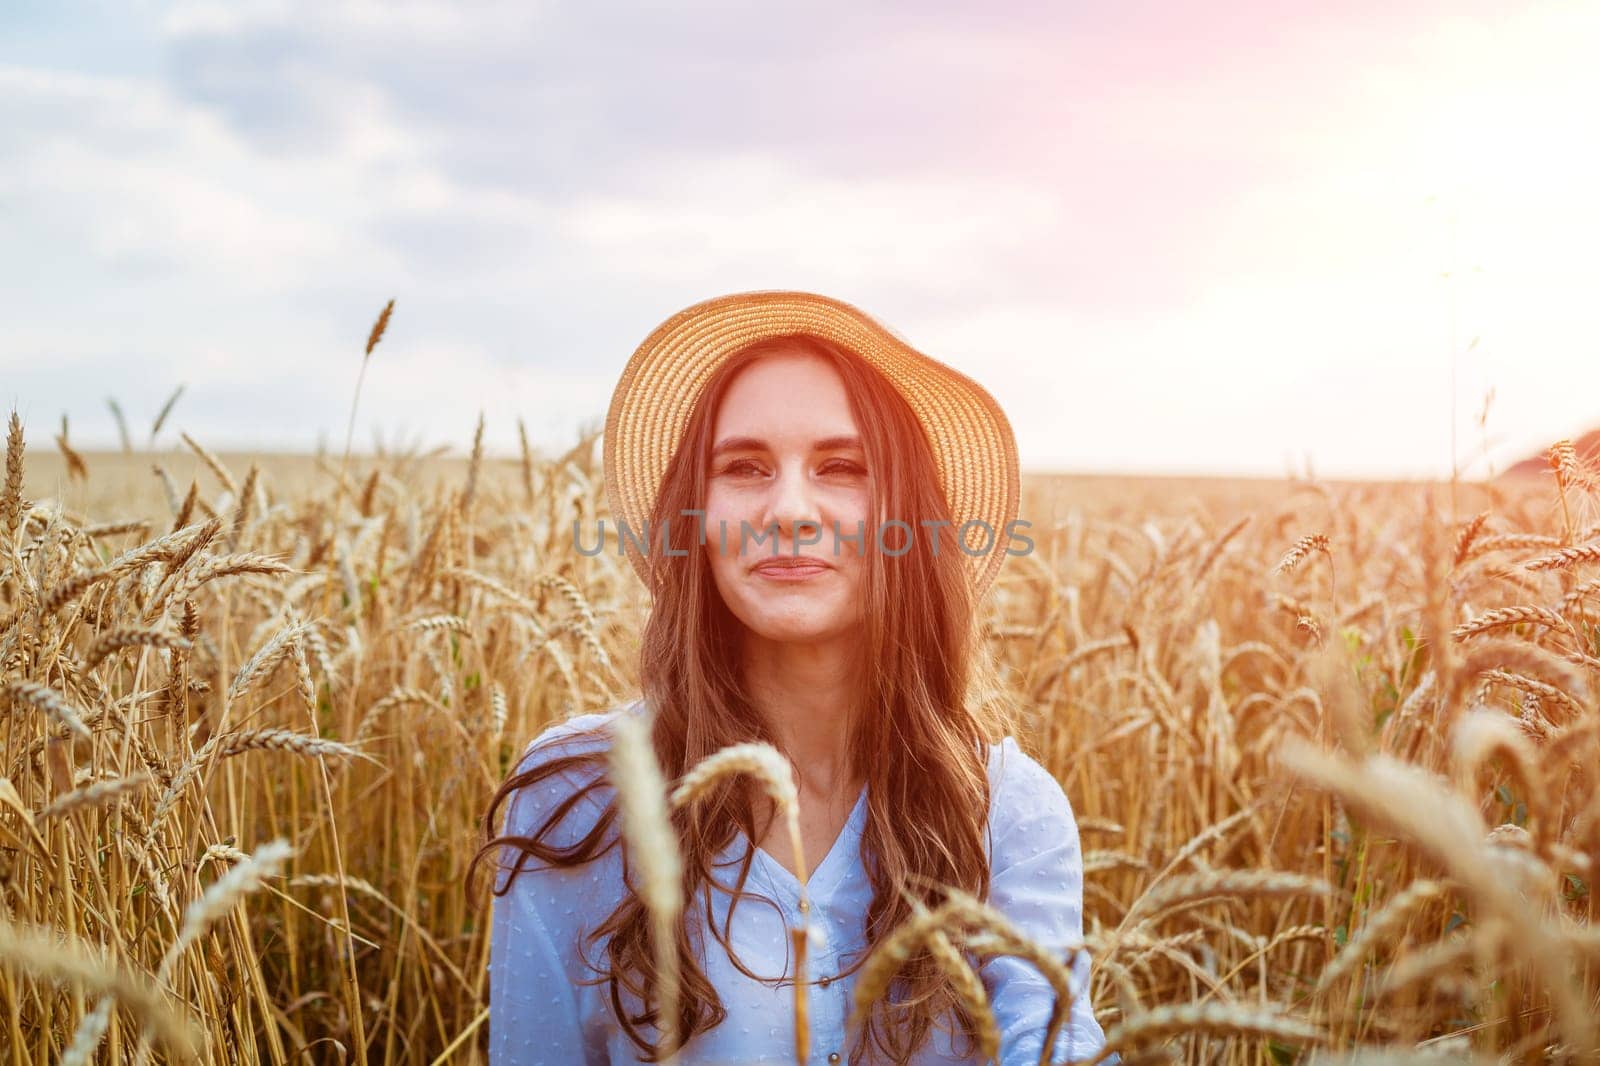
715 458 863 478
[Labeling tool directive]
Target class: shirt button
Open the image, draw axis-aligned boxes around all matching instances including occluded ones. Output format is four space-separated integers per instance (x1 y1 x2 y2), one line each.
827 1055 840 1064
817 976 831 988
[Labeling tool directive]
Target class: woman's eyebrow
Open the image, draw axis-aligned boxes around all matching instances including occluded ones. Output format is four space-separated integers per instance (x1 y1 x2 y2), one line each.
710 436 766 458
710 435 862 457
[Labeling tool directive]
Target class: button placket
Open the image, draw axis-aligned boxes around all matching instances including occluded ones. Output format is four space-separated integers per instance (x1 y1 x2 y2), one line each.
808 932 851 1066
801 901 836 1064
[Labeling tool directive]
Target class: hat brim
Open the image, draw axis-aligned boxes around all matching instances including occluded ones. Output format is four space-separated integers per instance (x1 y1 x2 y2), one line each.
602 290 1021 600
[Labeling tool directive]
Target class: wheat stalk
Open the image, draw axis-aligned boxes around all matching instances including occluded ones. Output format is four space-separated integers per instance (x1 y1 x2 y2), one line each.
463 412 485 519
489 681 508 739
73 516 211 599
1278 739 1598 1052
850 900 954 1020
227 461 260 551
1457 639 1591 710
350 686 441 749
0 919 204 1059
533 572 613 670
1084 850 1148 874
41 566 114 615
83 517 150 539
671 740 812 1061
211 728 366 760
152 729 366 832
962 923 1081 1064
1126 868 1331 926
1317 880 1448 989
926 928 1000 1061
111 838 295 1066
608 713 684 1062
1377 934 1476 996
157 838 293 979
1093 1001 1323 1062
853 887 1081 1066
179 430 239 499
60 997 116 1066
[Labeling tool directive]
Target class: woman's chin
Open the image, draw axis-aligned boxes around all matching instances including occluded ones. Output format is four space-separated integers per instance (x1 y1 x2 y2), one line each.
744 615 856 647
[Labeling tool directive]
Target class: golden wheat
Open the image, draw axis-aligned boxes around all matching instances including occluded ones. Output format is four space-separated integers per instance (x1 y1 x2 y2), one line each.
607 711 686 1061
1095 1001 1324 1062
1273 533 1330 575
670 740 811 1061
0 919 205 1059
7 413 1600 1062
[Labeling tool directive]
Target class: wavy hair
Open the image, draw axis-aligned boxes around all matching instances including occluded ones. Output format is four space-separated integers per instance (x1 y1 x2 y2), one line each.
470 333 1008 1062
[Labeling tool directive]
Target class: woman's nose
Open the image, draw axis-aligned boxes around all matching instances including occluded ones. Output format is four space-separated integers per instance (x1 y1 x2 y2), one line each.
762 463 822 538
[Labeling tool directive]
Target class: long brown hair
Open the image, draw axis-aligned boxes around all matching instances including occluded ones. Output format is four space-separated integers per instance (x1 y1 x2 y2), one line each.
470 333 1008 1062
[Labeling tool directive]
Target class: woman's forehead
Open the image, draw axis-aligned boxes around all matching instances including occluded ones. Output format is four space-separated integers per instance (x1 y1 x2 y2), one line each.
712 352 858 437
723 348 846 394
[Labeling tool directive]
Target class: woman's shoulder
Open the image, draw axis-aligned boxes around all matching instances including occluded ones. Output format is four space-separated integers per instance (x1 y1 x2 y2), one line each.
512 696 646 769
982 735 1082 847
984 735 1064 802
499 697 647 841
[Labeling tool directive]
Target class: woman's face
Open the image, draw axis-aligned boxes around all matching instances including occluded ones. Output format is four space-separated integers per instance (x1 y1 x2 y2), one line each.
701 349 871 648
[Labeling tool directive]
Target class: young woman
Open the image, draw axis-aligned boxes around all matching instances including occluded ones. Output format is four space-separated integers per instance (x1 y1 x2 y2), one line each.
473 292 1108 1064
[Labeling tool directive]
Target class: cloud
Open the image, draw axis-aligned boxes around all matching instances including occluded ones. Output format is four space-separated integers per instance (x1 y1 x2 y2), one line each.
3 0 1598 479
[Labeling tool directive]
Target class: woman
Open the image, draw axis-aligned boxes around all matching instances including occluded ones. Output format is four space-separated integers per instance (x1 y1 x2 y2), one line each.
472 292 1108 1064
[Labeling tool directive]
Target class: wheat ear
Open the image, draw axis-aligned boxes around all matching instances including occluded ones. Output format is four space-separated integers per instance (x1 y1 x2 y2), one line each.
1273 533 1330 575
124 840 293 1066
671 741 811 1062
1452 605 1574 641
4 680 92 739
926 929 1000 1062
1093 1001 1323 1063
0 918 204 1059
37 772 151 821
608 714 684 1062
1525 543 1600 571
1317 879 1448 989
1278 739 1598 1053
80 628 192 672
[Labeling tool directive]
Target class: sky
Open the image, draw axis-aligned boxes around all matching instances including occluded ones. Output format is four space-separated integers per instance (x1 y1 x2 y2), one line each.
3 0 1598 479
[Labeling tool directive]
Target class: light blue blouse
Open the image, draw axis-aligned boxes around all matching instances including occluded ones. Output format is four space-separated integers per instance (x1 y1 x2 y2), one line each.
488 704 1110 1065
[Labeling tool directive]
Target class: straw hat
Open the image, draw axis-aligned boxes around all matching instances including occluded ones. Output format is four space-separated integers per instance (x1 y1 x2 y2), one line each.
602 290 1021 599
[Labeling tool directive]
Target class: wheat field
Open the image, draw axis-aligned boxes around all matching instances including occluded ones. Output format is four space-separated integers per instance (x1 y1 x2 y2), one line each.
4 406 1599 1064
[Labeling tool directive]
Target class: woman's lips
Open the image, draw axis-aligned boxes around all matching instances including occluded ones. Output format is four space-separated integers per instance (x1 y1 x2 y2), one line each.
750 559 831 580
